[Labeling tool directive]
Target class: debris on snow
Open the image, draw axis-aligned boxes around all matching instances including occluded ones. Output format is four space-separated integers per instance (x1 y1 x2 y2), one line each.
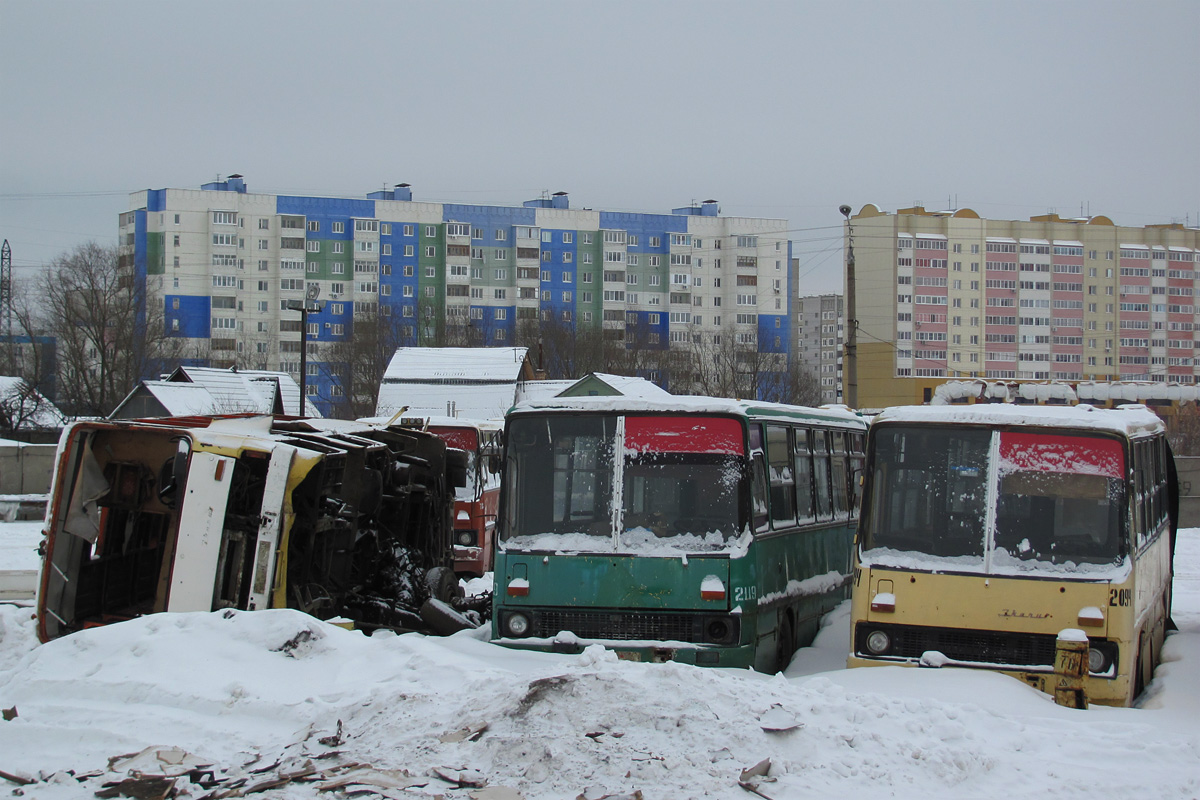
433 765 487 787
313 766 428 793
758 704 803 733
317 720 345 747
739 757 777 798
469 787 526 800
439 720 490 743
515 674 576 715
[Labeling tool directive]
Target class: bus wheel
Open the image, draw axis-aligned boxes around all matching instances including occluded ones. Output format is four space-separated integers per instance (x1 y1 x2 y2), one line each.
1133 633 1147 703
775 612 795 674
425 566 463 604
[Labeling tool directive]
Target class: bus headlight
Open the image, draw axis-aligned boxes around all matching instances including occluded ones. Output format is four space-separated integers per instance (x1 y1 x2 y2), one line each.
1087 643 1116 674
455 530 477 547
702 616 738 645
865 629 892 655
505 612 531 637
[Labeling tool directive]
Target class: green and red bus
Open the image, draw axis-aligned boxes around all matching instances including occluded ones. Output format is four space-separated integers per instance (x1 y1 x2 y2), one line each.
490 396 867 672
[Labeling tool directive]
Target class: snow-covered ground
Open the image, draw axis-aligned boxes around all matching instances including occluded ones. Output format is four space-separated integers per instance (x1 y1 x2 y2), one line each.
0 528 1198 799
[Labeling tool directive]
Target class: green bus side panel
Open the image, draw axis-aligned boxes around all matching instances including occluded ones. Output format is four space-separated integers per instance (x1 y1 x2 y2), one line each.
752 521 856 657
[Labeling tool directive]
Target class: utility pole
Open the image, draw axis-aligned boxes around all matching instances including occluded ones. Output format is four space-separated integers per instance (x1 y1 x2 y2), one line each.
286 283 323 416
839 206 857 409
0 240 11 339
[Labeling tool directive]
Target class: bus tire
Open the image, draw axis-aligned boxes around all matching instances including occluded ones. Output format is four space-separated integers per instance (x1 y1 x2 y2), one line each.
425 566 463 604
1133 633 1148 703
775 612 795 674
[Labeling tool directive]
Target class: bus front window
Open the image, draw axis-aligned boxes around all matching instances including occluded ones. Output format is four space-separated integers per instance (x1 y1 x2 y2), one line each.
502 413 746 553
863 427 990 559
993 432 1125 566
503 414 616 548
621 452 741 547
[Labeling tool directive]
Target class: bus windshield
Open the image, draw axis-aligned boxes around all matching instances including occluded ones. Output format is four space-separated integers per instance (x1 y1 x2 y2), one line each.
993 431 1125 566
862 425 1126 570
502 413 743 553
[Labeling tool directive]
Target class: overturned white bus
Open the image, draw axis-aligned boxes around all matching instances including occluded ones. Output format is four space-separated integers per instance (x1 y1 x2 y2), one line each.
37 414 470 641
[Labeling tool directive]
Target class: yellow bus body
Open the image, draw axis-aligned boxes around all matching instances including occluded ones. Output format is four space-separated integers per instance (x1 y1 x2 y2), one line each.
848 404 1176 707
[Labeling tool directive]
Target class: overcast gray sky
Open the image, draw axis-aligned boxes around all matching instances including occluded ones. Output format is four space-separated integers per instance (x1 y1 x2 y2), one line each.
2 0 1197 296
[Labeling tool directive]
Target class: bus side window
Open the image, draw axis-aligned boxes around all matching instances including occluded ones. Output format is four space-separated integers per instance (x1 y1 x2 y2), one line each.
848 432 866 514
813 430 832 520
794 428 814 522
766 425 796 528
830 431 848 517
752 453 770 533
1132 441 1146 547
1152 436 1165 528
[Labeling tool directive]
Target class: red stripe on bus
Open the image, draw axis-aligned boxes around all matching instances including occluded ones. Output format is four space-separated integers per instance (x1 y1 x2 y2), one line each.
428 427 479 452
998 432 1124 478
624 416 744 455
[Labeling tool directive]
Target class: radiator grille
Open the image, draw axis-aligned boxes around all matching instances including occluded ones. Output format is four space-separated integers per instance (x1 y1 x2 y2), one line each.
857 623 1059 667
532 610 698 642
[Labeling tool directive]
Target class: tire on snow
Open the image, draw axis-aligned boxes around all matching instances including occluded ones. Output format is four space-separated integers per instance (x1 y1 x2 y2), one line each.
425 566 464 603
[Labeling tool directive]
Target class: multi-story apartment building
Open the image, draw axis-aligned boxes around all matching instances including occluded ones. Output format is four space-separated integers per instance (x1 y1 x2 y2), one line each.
795 293 843 404
846 204 1200 409
120 177 793 414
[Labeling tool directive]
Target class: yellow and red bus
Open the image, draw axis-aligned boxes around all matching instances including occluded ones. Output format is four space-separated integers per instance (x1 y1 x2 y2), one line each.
849 403 1177 706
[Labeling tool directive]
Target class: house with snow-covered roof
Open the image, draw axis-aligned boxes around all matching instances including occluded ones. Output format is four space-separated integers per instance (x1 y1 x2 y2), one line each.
109 366 320 419
376 347 537 420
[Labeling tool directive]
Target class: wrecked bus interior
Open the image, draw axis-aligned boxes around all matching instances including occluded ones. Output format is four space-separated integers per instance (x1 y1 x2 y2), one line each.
37 414 470 641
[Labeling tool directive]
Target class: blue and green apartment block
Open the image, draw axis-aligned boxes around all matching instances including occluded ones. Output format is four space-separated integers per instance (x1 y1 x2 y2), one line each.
121 177 795 415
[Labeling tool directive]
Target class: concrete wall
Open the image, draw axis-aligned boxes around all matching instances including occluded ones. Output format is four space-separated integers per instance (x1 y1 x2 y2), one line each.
0 442 56 495
1176 456 1200 529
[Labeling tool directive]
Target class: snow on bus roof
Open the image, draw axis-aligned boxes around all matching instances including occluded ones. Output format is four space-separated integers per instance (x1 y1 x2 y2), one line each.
509 395 866 427
872 403 1163 436
357 414 502 430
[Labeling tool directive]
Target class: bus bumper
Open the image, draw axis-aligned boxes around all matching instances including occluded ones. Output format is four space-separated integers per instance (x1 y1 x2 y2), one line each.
493 637 757 669
846 654 1130 706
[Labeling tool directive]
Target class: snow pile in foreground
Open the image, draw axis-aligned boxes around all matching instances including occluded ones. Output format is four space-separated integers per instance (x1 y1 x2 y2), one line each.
0 530 1197 798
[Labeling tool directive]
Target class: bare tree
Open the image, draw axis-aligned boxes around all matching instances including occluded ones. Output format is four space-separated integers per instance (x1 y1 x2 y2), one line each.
38 242 175 417
1167 401 1200 456
0 288 60 436
322 310 408 419
670 327 819 404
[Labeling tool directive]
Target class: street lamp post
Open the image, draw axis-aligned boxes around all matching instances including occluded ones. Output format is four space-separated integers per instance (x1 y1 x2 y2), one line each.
839 205 857 410
286 284 323 416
